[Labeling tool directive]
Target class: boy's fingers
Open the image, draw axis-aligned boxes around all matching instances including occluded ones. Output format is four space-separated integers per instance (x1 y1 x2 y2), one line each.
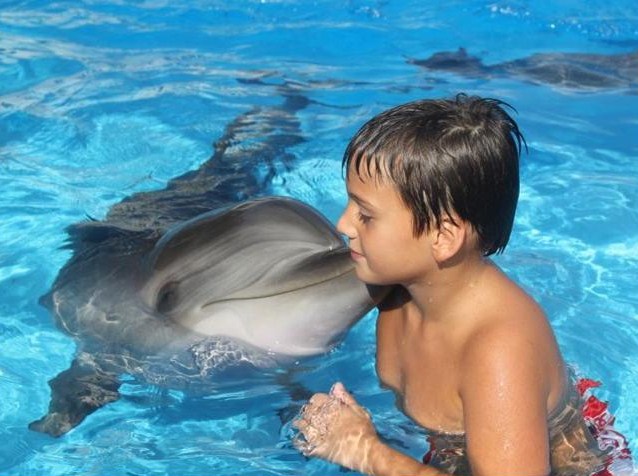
292 430 316 456
330 382 358 406
330 382 373 420
292 417 306 430
308 392 331 406
295 393 334 429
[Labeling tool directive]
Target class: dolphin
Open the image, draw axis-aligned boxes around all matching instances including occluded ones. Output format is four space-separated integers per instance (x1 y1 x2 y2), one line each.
30 84 387 437
409 47 638 93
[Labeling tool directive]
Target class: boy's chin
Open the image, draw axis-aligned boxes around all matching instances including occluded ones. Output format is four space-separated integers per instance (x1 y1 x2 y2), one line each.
354 269 392 287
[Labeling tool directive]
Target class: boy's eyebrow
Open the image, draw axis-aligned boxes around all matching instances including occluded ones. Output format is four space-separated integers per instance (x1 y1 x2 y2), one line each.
348 192 376 209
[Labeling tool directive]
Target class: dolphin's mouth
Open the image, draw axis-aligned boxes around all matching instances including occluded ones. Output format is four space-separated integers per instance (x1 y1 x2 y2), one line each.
151 246 358 316
201 264 355 308
201 247 356 306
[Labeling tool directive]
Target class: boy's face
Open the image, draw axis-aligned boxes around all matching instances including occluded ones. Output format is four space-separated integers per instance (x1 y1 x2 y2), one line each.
337 167 436 286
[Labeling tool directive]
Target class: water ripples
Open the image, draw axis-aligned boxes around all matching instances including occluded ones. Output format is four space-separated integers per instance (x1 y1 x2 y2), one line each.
1 1 637 474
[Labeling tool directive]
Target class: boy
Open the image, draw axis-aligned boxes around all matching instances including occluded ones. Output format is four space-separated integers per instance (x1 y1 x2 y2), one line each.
293 95 631 475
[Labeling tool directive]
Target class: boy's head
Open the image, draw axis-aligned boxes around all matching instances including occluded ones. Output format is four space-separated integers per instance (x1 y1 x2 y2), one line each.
342 93 525 256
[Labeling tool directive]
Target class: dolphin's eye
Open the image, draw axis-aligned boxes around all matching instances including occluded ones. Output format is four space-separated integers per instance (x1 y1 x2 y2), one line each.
156 281 179 314
105 313 121 322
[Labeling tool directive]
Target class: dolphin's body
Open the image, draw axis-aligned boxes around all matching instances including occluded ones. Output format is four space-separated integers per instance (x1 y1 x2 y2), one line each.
410 48 638 92
30 86 385 437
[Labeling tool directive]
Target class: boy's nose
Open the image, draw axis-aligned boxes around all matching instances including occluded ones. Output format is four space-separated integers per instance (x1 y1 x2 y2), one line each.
336 205 355 240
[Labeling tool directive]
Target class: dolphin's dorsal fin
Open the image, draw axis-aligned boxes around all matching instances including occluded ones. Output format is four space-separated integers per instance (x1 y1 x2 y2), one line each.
103 83 310 233
408 47 487 75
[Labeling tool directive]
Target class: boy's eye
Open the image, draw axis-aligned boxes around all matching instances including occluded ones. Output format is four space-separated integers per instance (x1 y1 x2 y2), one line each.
357 212 372 224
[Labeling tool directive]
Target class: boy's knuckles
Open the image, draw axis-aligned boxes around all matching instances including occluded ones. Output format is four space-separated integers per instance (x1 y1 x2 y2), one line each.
308 393 330 406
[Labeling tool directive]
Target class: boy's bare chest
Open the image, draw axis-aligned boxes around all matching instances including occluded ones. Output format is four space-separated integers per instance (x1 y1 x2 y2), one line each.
376 310 464 432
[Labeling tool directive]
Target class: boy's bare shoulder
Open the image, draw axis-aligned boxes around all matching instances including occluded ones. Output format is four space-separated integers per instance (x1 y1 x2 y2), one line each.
482 264 547 323
459 268 562 388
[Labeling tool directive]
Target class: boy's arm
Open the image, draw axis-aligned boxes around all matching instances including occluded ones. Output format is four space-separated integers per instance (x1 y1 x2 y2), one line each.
460 324 552 476
293 382 445 476
363 440 446 476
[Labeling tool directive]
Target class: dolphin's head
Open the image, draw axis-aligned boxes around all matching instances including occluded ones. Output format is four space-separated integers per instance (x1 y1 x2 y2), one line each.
141 197 387 357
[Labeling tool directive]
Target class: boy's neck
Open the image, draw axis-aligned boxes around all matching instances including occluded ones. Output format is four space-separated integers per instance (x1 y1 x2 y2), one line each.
404 253 491 322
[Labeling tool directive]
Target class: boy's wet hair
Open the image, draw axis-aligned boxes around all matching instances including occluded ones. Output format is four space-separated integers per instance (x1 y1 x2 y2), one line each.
343 93 526 256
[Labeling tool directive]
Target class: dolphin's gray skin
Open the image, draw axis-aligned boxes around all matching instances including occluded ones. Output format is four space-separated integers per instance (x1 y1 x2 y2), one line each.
409 47 638 92
30 85 387 437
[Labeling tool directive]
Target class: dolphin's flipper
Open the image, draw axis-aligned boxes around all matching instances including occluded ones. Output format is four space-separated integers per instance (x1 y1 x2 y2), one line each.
29 357 121 437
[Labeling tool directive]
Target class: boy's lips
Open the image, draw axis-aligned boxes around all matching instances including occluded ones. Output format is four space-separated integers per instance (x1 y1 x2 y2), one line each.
349 249 364 260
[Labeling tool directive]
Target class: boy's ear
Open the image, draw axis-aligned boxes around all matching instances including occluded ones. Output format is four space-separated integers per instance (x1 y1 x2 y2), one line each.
431 216 466 263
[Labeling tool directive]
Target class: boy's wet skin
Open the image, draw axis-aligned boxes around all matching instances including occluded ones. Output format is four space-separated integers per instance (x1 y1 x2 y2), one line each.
340 166 566 436
294 95 630 475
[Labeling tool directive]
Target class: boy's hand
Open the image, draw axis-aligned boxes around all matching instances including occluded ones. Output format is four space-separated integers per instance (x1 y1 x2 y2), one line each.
293 382 379 472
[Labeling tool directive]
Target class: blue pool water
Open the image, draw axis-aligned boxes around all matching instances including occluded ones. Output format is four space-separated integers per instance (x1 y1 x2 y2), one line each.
1 1 637 475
